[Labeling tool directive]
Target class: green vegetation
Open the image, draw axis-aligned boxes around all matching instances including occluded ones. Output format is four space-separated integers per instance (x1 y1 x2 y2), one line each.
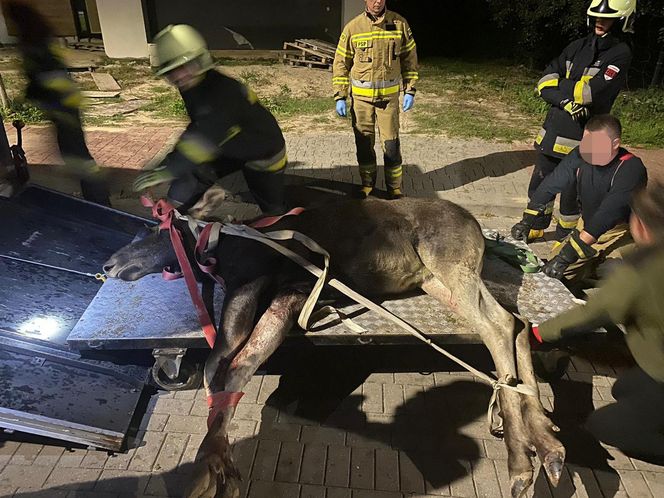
0 100 44 124
214 57 278 67
1 54 661 147
412 57 664 147
612 89 664 148
261 85 329 119
143 88 187 119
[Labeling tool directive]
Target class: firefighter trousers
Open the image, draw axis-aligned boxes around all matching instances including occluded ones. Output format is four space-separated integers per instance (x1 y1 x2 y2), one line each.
528 151 580 239
46 107 110 206
168 156 286 216
350 96 402 192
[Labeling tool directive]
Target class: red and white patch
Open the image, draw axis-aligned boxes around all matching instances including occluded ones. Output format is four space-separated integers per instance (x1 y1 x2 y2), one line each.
604 65 620 81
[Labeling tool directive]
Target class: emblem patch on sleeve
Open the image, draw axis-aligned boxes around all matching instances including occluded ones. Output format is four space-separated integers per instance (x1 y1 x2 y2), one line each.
604 65 620 81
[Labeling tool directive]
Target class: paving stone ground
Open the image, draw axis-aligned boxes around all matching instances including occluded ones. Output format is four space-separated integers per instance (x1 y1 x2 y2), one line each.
1 124 663 498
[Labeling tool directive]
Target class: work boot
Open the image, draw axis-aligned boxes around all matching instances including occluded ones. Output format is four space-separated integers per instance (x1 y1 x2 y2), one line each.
387 188 404 200
528 229 544 241
357 166 377 200
354 185 373 199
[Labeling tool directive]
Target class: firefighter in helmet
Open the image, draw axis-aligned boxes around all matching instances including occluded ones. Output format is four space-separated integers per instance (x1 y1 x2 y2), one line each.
526 0 636 241
6 1 111 206
133 25 287 215
332 0 419 200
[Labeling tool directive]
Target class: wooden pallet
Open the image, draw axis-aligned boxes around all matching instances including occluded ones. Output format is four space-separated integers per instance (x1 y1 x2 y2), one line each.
282 38 336 70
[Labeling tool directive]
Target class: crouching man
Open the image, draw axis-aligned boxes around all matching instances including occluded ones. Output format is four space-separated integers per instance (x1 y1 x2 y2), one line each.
532 182 664 464
512 115 647 288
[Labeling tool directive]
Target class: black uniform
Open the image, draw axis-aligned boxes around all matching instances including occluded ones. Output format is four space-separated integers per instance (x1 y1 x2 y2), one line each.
164 70 287 214
530 33 632 235
529 148 647 239
15 38 110 204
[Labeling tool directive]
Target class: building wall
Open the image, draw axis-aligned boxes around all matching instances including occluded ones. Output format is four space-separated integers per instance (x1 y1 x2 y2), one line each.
96 0 148 58
85 0 102 34
1 0 76 37
0 11 16 45
342 0 364 26
144 0 342 50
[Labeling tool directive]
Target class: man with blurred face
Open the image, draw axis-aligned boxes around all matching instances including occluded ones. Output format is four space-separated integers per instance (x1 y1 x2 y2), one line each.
525 0 636 242
333 0 419 199
512 114 647 288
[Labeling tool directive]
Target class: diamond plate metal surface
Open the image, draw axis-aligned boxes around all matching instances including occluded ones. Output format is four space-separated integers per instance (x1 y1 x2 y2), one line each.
68 229 578 348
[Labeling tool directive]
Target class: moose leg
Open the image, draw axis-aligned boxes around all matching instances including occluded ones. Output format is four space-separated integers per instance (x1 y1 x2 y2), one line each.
514 320 565 486
204 276 272 396
421 274 536 498
184 287 307 498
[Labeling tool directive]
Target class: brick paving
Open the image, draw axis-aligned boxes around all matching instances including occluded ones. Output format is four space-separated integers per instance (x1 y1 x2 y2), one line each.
1 124 664 497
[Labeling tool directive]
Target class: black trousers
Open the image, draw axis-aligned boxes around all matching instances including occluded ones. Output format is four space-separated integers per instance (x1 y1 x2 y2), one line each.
46 107 110 205
167 157 286 216
527 152 580 237
586 366 664 462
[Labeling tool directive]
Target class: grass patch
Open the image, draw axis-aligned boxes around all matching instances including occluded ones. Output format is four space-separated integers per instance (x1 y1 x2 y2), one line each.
238 69 270 87
414 104 532 142
613 88 664 148
414 57 544 141
214 57 278 67
261 85 329 118
100 58 156 88
0 100 44 124
143 88 187 119
414 57 664 146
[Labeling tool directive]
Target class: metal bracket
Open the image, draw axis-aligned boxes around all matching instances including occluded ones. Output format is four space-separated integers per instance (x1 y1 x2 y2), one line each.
152 348 187 380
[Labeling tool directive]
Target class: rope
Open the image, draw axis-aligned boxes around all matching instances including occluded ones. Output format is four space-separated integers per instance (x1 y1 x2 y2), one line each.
0 253 106 281
166 208 538 437
215 223 538 400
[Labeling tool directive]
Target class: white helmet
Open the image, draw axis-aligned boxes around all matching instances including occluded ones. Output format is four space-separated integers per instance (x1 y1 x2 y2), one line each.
153 24 214 76
587 0 637 33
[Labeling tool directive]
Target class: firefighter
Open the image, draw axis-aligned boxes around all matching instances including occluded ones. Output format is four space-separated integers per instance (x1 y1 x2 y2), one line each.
333 0 419 200
531 182 664 463
6 1 110 206
133 25 287 215
512 115 647 288
527 0 635 241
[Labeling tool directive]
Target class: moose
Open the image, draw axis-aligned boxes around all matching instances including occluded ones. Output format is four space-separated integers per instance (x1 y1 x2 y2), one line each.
104 197 564 498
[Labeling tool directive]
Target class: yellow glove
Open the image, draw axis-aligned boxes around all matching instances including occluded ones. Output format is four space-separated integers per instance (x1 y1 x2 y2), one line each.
133 165 175 191
560 99 589 122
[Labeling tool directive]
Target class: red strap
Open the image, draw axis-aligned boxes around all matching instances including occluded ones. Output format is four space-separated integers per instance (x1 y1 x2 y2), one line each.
531 325 543 344
207 391 244 428
619 153 634 161
249 207 305 228
141 196 217 349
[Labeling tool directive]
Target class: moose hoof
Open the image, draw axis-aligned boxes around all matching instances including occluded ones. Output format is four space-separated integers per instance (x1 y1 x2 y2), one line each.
151 360 202 391
510 471 533 498
544 450 565 486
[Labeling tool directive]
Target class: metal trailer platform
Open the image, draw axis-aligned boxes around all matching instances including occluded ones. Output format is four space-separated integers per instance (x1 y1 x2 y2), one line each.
0 186 154 451
66 222 581 388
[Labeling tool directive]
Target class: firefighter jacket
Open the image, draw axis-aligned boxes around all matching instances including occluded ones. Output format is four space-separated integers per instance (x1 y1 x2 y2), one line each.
333 10 418 103
19 42 82 112
163 70 286 178
535 33 632 159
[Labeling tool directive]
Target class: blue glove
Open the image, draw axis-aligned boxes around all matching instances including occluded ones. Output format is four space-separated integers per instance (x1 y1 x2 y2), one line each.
403 93 415 112
335 99 347 117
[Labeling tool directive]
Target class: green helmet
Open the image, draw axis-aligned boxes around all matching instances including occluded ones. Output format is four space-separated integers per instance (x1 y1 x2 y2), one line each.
153 24 214 76
587 0 637 33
